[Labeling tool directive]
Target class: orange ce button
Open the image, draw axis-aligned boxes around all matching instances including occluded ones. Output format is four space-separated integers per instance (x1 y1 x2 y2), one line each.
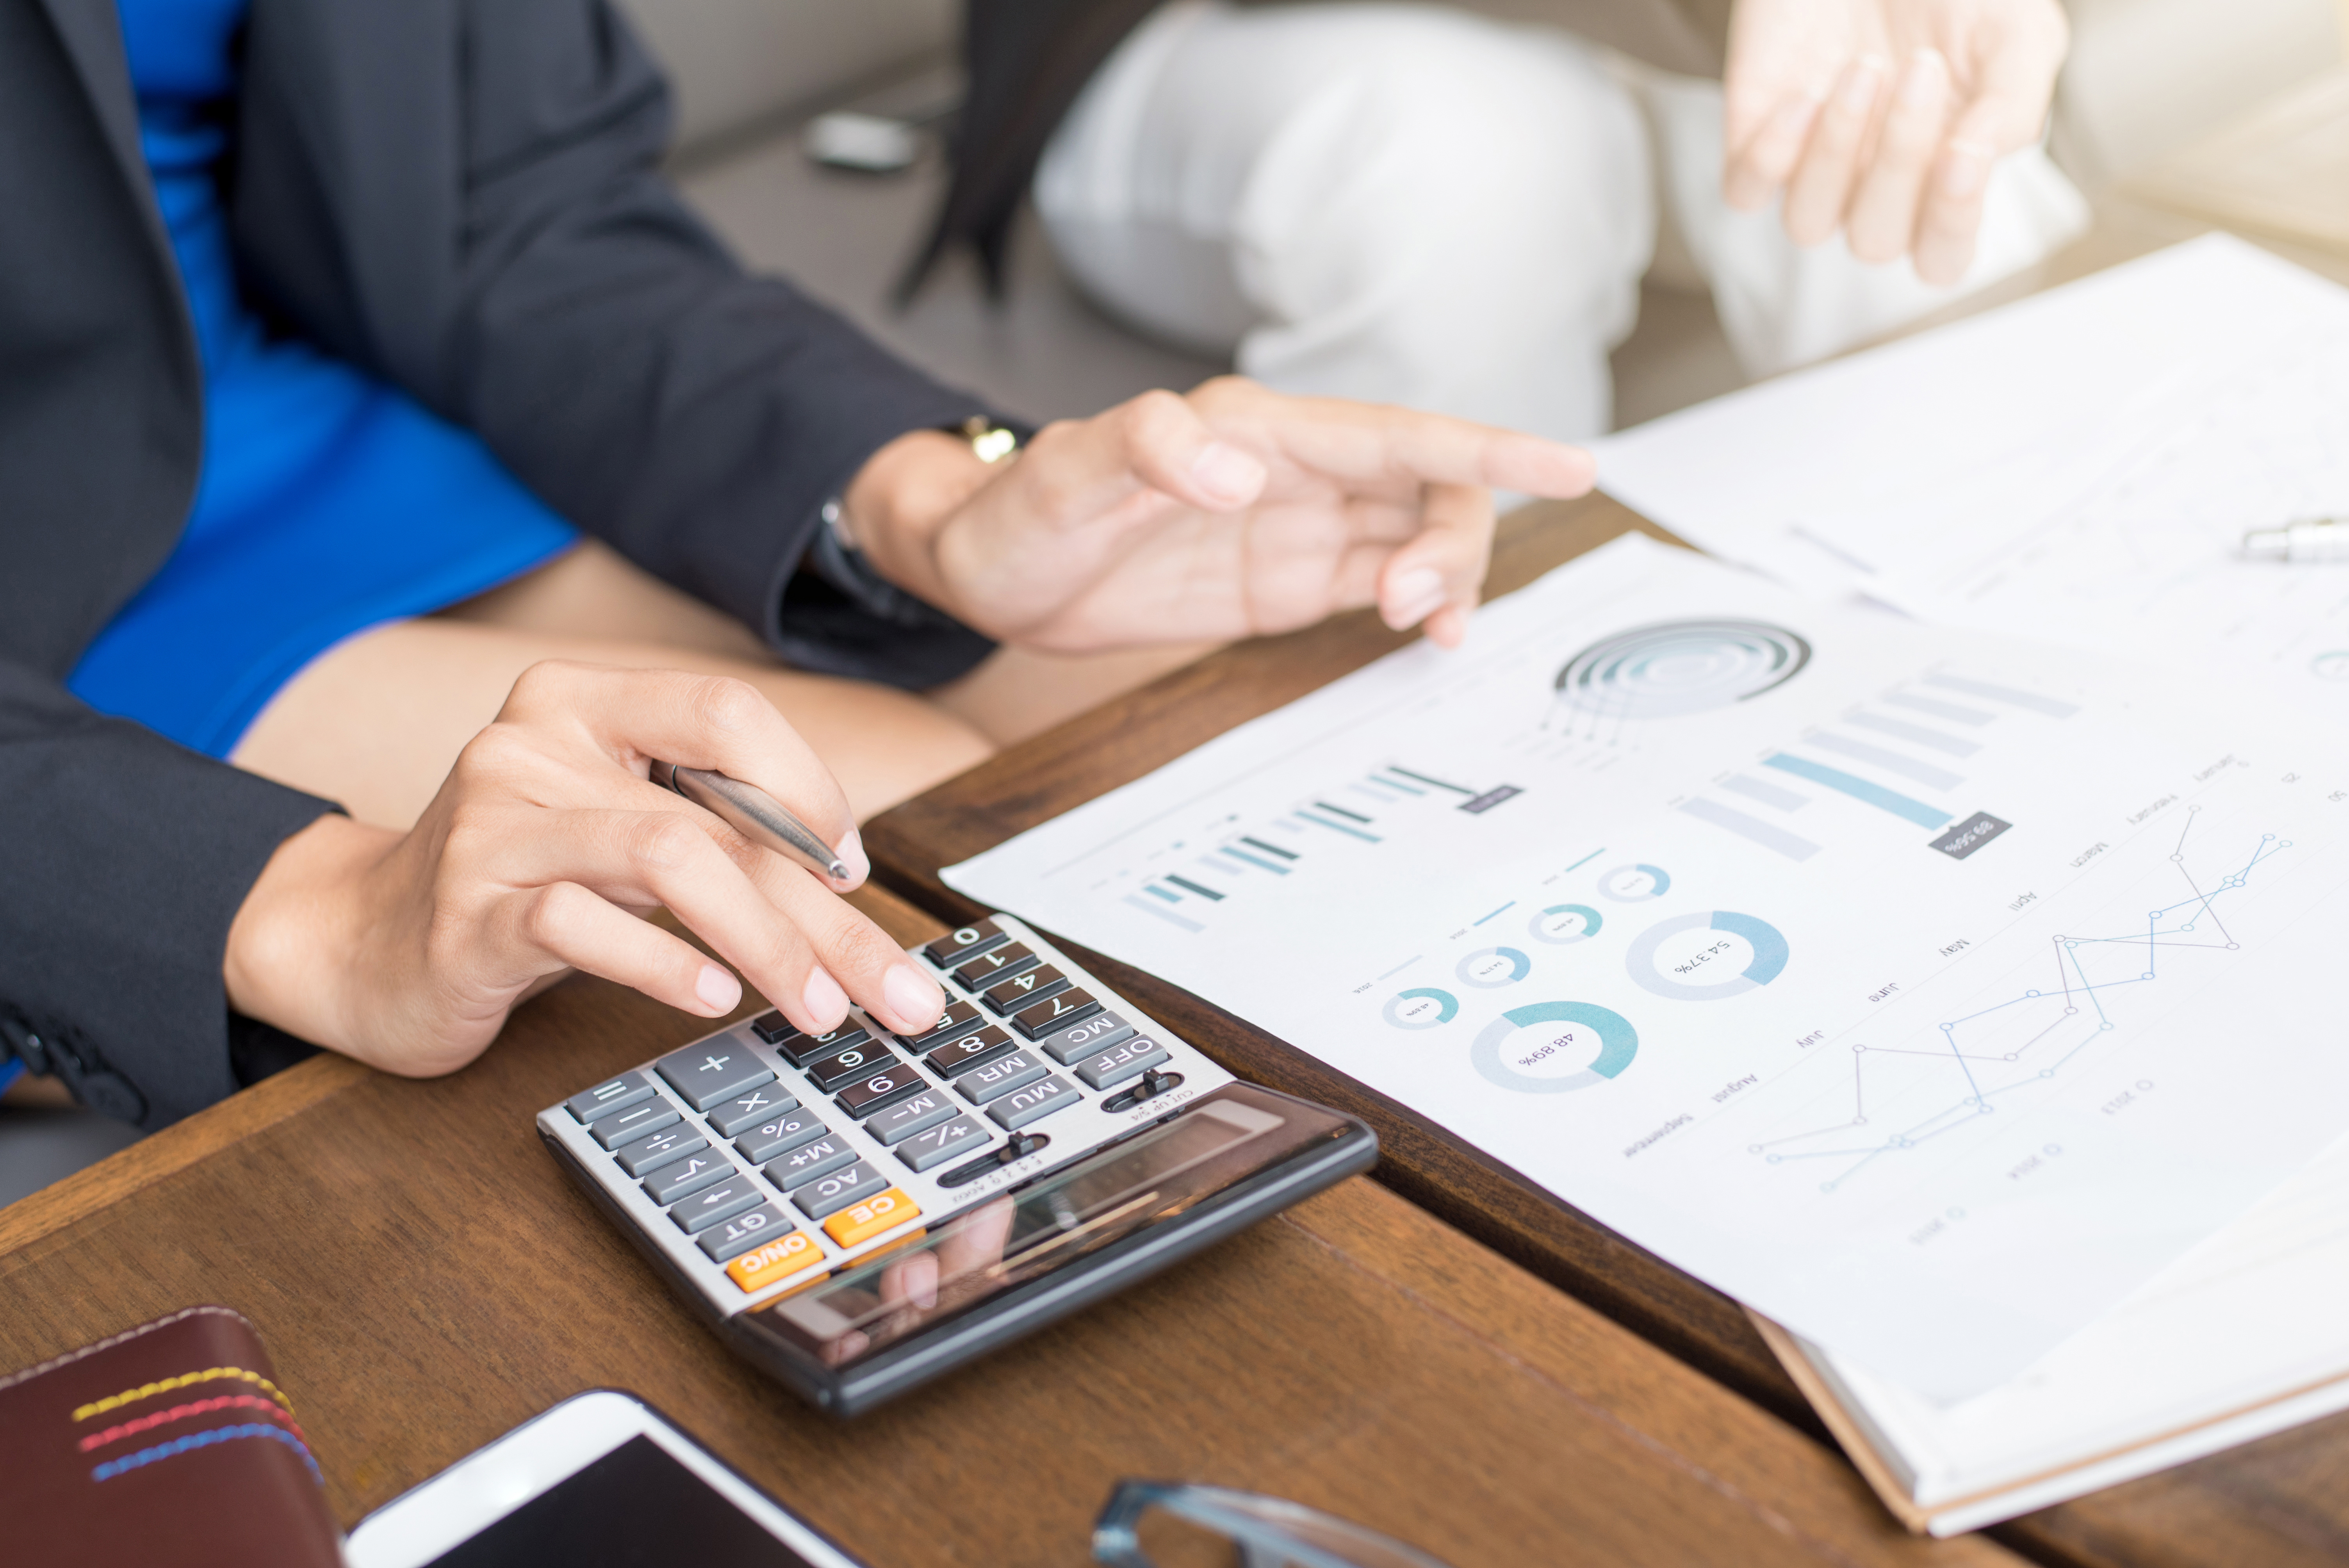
823 1187 921 1248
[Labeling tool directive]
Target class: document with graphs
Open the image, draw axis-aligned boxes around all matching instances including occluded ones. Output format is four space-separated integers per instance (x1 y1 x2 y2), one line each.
944 536 2349 1401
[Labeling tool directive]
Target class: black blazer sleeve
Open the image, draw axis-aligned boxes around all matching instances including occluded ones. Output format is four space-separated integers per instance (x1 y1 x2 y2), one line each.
0 668 333 1129
230 0 998 685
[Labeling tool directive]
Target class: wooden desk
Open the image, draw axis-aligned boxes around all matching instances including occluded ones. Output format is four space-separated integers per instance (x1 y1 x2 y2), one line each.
861 222 2349 1567
0 887 2004 1568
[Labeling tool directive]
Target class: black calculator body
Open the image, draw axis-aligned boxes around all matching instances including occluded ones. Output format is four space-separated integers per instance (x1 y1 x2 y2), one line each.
539 914 1376 1415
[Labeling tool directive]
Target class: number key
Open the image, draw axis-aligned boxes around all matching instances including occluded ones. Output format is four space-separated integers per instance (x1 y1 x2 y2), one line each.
835 1065 925 1117
804 1042 893 1091
952 943 1037 991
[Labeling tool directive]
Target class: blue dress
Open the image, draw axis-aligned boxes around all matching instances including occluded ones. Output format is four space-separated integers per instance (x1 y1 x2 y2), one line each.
67 0 580 758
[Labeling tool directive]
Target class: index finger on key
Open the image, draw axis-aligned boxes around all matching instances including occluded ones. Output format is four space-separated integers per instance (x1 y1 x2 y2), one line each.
498 661 866 886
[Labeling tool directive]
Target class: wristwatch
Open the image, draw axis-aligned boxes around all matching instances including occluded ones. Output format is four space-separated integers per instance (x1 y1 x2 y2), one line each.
822 416 1021 556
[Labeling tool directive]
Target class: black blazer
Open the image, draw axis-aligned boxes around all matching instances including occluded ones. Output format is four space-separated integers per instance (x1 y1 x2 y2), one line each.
907 0 1733 299
0 0 996 1128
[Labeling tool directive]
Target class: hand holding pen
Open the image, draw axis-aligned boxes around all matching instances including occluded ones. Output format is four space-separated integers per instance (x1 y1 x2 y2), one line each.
223 663 946 1081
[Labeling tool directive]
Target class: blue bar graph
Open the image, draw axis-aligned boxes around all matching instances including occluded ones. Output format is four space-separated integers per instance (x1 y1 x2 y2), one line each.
1763 753 1952 829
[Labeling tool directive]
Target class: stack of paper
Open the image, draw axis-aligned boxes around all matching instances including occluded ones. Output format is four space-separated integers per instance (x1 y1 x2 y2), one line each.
945 236 2349 1529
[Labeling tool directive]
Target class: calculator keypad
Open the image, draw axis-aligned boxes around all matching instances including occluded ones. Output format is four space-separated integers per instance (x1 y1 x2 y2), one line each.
540 914 1234 1311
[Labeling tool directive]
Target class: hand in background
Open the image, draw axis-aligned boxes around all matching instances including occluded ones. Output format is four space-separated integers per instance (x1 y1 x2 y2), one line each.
224 663 945 1078
1721 0 2069 284
845 378 1597 655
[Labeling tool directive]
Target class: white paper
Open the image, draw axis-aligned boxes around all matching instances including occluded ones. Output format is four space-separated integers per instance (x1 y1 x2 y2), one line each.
1796 1130 2349 1532
1590 235 2349 717
945 537 2349 1400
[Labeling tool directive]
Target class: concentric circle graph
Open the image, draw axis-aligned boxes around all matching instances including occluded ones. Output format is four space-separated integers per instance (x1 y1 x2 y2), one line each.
1626 911 1790 1000
1384 988 1459 1029
1472 1002 1639 1092
1528 903 1603 944
1598 863 1671 902
1555 620 1812 719
1456 946 1531 987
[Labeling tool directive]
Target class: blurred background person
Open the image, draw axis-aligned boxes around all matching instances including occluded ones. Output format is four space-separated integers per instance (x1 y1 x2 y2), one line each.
909 0 2089 445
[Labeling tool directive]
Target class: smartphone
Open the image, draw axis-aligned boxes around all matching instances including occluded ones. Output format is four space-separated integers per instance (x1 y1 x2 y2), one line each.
344 1390 866 1568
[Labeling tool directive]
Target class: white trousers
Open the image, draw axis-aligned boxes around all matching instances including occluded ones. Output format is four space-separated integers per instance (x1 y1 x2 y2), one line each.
1035 2 2090 443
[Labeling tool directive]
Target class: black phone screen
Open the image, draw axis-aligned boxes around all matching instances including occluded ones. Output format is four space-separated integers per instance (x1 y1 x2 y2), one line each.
425 1433 826 1567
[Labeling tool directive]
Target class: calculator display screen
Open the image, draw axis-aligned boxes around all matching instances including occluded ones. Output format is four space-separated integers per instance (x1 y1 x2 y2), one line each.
424 1435 817 1566
754 1092 1339 1366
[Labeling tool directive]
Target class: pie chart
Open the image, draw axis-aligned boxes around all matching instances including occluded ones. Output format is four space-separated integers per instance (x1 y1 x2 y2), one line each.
1384 988 1458 1029
1471 1001 1638 1092
1625 911 1789 1000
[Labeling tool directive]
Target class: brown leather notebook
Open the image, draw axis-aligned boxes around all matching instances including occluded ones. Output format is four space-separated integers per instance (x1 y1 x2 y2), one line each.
0 1305 342 1567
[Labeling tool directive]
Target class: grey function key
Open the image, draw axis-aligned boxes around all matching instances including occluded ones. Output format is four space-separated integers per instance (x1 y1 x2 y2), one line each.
765 1135 857 1190
1074 1036 1171 1092
1039 1010 1137 1066
956 1049 1048 1105
734 1109 827 1164
863 1088 957 1145
895 1115 990 1173
590 1098 682 1149
566 1072 655 1124
793 1160 886 1221
707 1084 799 1139
642 1152 733 1205
988 1074 1081 1131
696 1203 792 1264
610 1124 708 1178
668 1174 765 1235
654 1043 775 1112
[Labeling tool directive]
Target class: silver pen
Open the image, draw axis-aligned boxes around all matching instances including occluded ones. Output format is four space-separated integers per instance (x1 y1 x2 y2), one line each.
2243 517 2349 563
652 761 852 881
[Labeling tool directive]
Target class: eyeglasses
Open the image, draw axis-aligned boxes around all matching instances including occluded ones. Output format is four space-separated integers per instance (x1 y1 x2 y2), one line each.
1092 1481 1455 1568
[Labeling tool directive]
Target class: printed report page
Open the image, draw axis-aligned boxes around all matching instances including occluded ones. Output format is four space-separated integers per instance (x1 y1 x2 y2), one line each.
948 537 2349 1399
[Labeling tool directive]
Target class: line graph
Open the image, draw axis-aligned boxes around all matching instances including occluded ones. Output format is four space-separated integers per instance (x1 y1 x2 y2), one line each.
1750 807 2289 1191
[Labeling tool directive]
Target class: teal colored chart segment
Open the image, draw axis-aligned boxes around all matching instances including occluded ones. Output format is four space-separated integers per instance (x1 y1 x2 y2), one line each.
1626 911 1790 1000
1384 988 1458 1029
1529 903 1602 944
1471 1001 1639 1092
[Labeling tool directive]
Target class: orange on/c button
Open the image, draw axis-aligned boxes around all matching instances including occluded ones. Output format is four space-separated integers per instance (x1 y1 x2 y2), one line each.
823 1188 921 1248
725 1230 824 1294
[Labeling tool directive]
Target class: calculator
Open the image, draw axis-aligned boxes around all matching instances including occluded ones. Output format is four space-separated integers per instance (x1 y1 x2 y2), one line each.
539 913 1376 1415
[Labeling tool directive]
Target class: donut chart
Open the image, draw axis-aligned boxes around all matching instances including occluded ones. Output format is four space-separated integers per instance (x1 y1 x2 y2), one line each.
1555 620 1812 719
1598 863 1672 902
1384 988 1459 1029
1626 911 1790 1000
1528 903 1603 944
1472 1002 1639 1092
1456 946 1532 987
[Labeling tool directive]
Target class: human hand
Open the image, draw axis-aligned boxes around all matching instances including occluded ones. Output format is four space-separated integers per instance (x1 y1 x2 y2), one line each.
843 378 1596 654
1721 0 2068 284
223 663 945 1077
